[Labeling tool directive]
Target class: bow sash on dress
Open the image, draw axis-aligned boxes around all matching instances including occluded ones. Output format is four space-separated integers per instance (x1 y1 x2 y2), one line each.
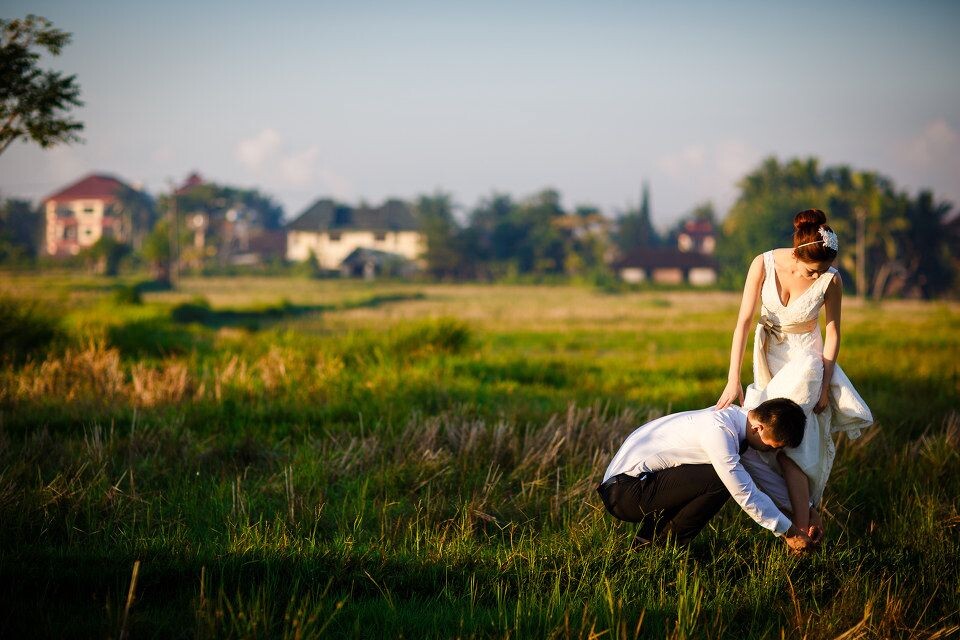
755 313 819 388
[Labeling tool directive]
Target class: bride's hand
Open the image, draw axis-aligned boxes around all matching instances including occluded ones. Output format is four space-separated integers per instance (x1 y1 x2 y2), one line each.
813 386 830 414
716 379 744 410
807 507 824 544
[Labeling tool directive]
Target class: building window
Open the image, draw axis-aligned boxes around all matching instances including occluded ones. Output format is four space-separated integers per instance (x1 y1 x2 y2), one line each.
83 207 95 214
63 227 77 240
374 231 387 242
84 228 93 236
328 232 341 242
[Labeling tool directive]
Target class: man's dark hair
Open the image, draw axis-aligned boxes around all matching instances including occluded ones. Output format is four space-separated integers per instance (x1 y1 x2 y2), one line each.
752 398 805 448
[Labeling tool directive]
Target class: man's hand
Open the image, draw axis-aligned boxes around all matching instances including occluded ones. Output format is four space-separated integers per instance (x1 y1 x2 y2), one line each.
783 525 815 555
807 507 824 544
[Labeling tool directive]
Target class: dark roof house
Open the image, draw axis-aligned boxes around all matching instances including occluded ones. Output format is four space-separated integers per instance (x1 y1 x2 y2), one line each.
339 247 418 279
286 199 419 232
616 247 718 271
616 247 719 286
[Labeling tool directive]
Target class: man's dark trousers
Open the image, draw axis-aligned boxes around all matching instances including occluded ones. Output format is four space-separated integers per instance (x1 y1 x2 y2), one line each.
596 464 731 545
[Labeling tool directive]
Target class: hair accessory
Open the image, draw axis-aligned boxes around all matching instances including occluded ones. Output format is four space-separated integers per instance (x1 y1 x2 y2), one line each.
796 226 839 252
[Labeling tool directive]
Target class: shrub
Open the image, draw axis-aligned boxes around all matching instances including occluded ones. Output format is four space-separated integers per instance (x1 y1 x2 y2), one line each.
171 296 212 324
0 295 60 364
107 317 203 358
389 318 472 356
135 279 173 293
112 284 143 305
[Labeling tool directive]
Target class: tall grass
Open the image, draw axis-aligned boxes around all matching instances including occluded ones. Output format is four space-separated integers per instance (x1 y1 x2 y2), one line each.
0 275 957 638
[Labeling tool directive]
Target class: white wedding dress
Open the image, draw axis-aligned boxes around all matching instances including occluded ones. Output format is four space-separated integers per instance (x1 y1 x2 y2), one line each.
744 251 874 504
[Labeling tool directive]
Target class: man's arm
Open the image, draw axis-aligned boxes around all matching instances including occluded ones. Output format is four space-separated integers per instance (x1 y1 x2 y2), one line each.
742 448 822 550
701 417 813 551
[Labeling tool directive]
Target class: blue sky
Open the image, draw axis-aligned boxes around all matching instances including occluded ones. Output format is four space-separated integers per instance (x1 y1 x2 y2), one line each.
2 0 958 227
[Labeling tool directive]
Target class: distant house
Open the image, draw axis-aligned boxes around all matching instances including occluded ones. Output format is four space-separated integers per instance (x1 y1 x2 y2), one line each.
616 219 719 286
43 173 133 256
285 199 425 273
677 219 716 254
175 172 285 266
617 247 719 286
340 247 420 279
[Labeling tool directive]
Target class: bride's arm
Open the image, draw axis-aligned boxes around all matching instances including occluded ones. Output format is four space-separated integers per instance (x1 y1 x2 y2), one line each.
777 451 811 531
815 274 843 413
716 254 764 409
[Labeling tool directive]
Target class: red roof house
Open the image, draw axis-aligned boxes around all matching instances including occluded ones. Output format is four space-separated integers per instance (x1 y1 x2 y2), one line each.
43 173 133 256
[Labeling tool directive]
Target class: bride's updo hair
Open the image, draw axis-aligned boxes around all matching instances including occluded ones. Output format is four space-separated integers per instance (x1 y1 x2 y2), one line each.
793 209 837 262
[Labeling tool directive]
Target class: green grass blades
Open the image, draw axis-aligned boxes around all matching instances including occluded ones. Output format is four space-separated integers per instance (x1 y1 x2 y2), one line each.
0 274 958 638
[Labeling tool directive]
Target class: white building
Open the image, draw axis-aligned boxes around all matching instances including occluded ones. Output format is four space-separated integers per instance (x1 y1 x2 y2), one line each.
285 199 425 272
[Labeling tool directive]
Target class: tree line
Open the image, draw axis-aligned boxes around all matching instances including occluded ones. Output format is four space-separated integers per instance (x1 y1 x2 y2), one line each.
412 158 959 300
2 155 958 298
718 157 959 299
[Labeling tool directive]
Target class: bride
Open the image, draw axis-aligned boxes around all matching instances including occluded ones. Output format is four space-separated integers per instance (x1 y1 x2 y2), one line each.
716 209 873 538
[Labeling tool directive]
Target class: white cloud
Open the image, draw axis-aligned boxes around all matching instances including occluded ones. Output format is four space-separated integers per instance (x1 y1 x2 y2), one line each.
654 140 762 216
151 144 175 164
236 128 282 171
713 140 758 184
234 128 354 200
904 118 959 168
317 168 354 200
278 145 320 187
658 145 707 177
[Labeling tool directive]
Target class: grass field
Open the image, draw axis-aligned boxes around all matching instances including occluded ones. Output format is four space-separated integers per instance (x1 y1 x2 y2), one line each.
1 274 958 638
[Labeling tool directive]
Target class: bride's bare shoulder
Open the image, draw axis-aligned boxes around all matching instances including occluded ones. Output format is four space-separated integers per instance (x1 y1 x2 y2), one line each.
745 254 766 286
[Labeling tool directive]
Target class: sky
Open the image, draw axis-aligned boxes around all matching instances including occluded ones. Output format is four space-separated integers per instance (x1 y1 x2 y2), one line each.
2 0 959 229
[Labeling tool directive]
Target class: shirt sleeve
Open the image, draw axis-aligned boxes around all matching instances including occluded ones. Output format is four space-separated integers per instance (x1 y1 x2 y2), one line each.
701 412 792 536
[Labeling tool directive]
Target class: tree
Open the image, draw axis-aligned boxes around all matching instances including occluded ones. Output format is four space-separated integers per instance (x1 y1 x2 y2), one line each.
555 205 611 276
688 201 717 224
0 197 41 263
0 15 83 156
638 182 653 240
141 219 172 284
158 177 284 270
719 156 957 298
416 192 463 279
517 189 566 275
898 191 955 297
666 201 717 247
614 182 660 256
468 193 517 276
80 235 129 276
114 185 157 251
717 158 826 285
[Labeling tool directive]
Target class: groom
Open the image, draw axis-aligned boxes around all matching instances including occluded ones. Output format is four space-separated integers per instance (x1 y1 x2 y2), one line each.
597 398 819 553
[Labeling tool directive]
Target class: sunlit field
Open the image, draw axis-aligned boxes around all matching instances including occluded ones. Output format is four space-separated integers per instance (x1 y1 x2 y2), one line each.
1 274 958 638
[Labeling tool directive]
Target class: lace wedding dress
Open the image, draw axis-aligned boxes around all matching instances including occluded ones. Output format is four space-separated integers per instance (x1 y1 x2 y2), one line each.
744 251 874 504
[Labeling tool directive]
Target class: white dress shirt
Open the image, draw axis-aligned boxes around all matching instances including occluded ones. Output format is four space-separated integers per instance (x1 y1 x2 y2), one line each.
602 406 792 535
